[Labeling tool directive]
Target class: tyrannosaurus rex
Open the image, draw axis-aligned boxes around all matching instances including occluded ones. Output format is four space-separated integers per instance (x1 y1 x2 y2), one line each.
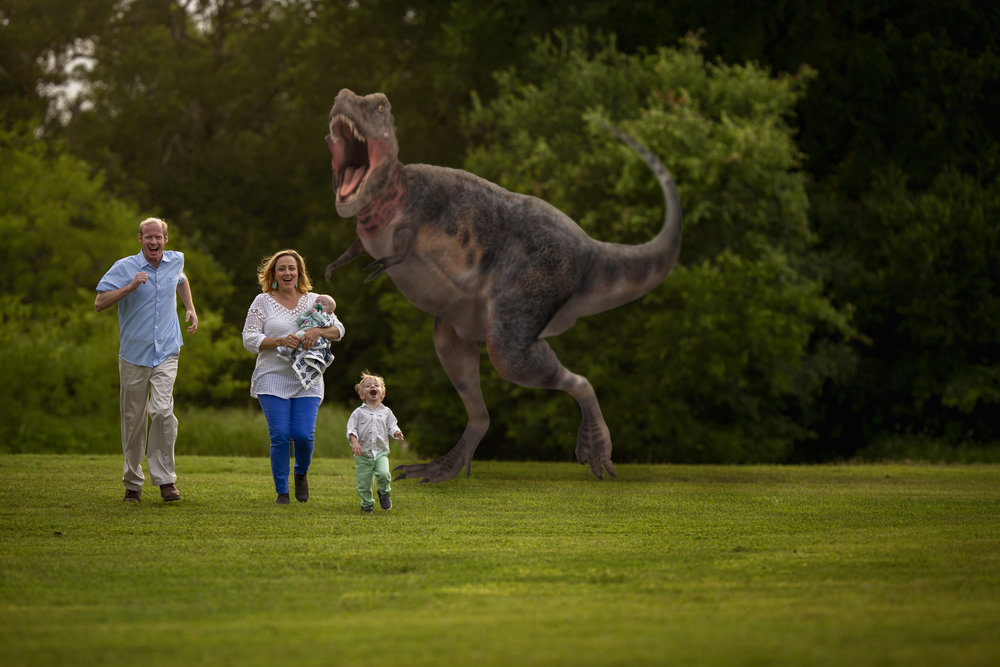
325 88 682 482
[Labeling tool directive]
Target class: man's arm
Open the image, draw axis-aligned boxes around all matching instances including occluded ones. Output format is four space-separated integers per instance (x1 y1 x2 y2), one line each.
95 272 147 312
177 280 198 333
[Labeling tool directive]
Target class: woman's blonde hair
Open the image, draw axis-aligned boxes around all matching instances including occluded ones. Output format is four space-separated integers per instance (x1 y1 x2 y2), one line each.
256 249 313 294
354 370 387 399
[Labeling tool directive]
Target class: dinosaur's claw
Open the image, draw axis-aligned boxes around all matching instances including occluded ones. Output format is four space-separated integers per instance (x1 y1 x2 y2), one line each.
578 457 616 480
394 449 470 483
364 259 387 282
394 463 455 483
575 412 615 480
365 254 407 282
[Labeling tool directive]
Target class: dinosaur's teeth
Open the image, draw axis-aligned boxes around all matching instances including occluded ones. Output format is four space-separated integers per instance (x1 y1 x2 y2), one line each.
331 113 366 143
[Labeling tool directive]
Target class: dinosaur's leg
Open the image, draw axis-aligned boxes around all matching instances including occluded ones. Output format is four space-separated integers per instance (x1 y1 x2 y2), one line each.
488 336 615 480
394 317 490 483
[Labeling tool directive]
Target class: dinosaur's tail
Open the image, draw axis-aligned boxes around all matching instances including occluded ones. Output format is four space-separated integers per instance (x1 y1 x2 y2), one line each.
582 122 682 315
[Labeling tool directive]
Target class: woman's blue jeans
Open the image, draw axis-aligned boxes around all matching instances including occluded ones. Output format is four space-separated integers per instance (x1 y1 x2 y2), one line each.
257 395 321 494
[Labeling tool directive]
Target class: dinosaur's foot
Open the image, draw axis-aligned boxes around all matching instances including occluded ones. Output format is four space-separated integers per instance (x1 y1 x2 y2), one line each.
575 416 615 480
394 447 471 484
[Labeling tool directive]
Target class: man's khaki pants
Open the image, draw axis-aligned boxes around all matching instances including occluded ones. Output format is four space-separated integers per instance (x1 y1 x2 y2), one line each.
119 356 179 491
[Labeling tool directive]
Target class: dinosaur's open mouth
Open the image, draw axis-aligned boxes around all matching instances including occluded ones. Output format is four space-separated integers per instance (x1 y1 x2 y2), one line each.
328 114 373 203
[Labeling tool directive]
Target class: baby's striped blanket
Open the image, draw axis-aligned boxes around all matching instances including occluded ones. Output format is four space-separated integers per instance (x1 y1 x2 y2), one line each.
291 342 334 389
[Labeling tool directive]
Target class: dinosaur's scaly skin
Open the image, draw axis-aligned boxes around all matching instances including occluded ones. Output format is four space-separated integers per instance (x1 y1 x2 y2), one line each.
326 89 682 482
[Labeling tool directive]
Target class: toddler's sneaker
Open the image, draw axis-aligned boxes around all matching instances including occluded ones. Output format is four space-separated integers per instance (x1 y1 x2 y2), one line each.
361 505 373 513
378 491 392 510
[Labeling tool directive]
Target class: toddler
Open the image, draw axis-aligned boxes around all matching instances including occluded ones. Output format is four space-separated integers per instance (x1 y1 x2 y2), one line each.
346 371 405 513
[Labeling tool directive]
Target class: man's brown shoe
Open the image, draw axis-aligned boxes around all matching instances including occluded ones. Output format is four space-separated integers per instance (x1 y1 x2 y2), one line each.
123 488 141 503
160 483 181 502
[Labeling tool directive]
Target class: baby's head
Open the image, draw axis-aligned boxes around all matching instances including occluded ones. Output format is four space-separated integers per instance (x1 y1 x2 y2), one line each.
354 371 387 404
314 294 336 315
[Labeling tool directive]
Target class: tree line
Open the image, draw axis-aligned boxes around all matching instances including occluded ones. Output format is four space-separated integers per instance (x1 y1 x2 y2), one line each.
1 0 997 461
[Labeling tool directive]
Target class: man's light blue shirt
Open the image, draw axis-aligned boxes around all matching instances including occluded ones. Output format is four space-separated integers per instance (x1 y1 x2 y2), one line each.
96 250 187 367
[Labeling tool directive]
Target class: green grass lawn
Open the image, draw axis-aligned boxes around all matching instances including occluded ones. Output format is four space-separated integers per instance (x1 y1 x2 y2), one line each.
1 455 999 666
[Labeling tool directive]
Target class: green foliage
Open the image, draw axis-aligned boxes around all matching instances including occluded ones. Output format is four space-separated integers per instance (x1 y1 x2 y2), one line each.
857 435 1000 464
816 167 1000 448
171 309 247 405
779 1 1000 191
0 292 119 451
389 34 853 463
617 251 852 462
171 404 352 459
0 125 135 302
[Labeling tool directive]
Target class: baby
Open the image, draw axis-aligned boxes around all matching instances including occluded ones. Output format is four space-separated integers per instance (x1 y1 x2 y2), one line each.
276 294 337 360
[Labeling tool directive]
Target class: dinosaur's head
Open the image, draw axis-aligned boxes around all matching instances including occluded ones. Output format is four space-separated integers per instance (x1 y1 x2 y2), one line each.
326 89 399 218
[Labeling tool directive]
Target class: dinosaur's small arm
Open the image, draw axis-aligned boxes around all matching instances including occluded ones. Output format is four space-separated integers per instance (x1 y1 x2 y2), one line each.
325 89 682 482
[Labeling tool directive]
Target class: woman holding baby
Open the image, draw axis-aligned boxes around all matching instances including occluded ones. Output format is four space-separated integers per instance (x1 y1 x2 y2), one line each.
242 249 345 504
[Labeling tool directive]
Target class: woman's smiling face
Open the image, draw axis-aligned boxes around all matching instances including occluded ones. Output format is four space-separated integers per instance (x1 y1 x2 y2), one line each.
274 255 299 290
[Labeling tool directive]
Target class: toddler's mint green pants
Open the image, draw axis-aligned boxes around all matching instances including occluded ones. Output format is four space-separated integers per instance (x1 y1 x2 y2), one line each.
354 452 391 508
